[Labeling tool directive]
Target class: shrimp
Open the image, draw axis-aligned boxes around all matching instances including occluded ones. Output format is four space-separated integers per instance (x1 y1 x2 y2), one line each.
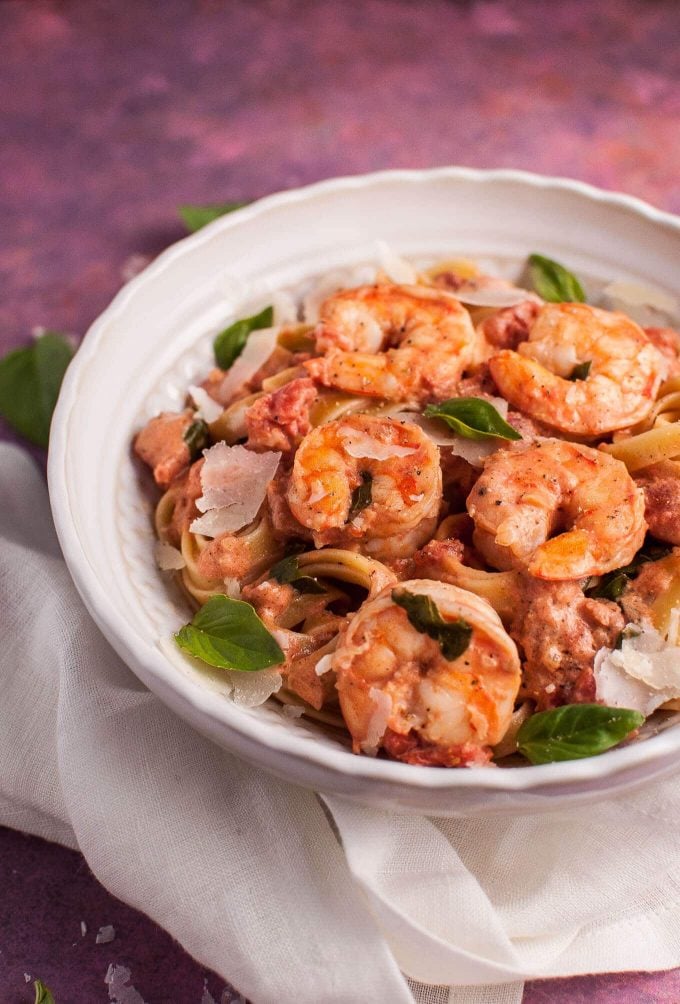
488 303 667 436
304 284 479 404
333 579 521 765
467 439 647 579
286 414 441 561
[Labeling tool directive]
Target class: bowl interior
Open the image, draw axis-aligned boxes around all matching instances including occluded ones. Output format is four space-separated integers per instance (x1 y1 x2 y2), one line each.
49 169 680 813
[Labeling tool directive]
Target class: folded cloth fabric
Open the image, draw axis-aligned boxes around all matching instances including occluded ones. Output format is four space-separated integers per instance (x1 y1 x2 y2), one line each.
1 441 679 1004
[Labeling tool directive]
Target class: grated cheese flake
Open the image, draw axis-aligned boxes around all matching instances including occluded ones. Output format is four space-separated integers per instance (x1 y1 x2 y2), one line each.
188 384 223 423
191 443 280 538
339 426 417 461
314 653 334 677
217 326 280 403
594 624 680 716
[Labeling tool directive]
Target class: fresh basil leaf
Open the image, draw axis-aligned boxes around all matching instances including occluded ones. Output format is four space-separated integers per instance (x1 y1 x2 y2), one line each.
0 332 74 447
567 360 592 381
585 538 673 601
586 571 629 601
392 589 472 661
528 253 586 303
269 555 325 594
517 703 644 764
179 201 250 232
175 595 284 671
423 397 521 441
183 418 209 460
213 305 273 370
33 980 56 1004
347 471 373 521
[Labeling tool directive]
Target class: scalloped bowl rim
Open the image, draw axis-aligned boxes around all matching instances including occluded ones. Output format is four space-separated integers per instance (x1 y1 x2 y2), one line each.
48 167 680 804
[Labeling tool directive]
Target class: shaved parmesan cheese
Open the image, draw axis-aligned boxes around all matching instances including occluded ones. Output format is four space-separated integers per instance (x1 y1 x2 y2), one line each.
361 687 392 755
217 326 279 403
190 443 280 538
159 637 281 708
228 667 283 707
282 702 305 718
339 426 417 460
272 289 299 325
455 284 532 308
154 541 186 571
104 964 147 1004
594 625 680 716
223 577 241 599
390 411 501 468
96 924 116 944
188 384 223 423
314 653 334 677
375 240 418 284
308 481 327 504
601 280 678 327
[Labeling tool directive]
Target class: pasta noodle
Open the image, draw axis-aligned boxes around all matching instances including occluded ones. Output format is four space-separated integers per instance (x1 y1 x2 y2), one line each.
601 424 680 472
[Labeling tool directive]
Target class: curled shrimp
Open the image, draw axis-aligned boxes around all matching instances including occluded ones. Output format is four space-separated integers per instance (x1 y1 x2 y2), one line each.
304 284 479 404
467 439 647 579
333 579 521 764
286 414 441 561
488 303 667 436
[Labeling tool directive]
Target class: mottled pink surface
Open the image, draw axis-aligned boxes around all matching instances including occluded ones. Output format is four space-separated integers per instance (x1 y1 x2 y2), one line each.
2 0 680 1000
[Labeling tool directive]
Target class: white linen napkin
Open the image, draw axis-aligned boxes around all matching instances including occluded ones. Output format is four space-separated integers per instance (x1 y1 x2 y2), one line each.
1 441 679 1004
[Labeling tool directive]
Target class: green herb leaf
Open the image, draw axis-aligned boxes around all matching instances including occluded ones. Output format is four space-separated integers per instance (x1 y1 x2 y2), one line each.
33 980 56 1004
567 360 592 381
0 332 74 447
213 305 274 370
423 397 521 441
175 595 284 671
528 253 586 303
392 589 472 661
585 538 673 601
347 471 373 521
586 571 629 601
183 418 209 460
179 201 250 232
269 555 325 594
517 703 644 764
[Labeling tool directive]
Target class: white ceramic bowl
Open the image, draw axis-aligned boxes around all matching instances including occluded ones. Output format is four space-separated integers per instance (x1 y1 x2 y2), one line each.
49 168 680 815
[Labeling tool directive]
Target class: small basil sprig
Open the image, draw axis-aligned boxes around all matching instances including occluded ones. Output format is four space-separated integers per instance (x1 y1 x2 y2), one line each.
423 397 521 441
269 555 325 594
0 332 74 447
392 589 472 661
567 360 592 381
347 471 373 520
527 253 586 303
33 980 56 1004
517 704 644 764
214 305 273 370
179 201 250 232
585 538 672 601
175 595 284 671
183 418 209 460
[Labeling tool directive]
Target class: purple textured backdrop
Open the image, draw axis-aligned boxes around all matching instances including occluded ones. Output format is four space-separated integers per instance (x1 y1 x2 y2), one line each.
2 0 680 1001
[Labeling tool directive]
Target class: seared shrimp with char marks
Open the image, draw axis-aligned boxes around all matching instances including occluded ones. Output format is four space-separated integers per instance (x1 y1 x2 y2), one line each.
467 438 647 579
305 284 479 404
333 579 521 765
287 414 441 561
489 303 667 436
